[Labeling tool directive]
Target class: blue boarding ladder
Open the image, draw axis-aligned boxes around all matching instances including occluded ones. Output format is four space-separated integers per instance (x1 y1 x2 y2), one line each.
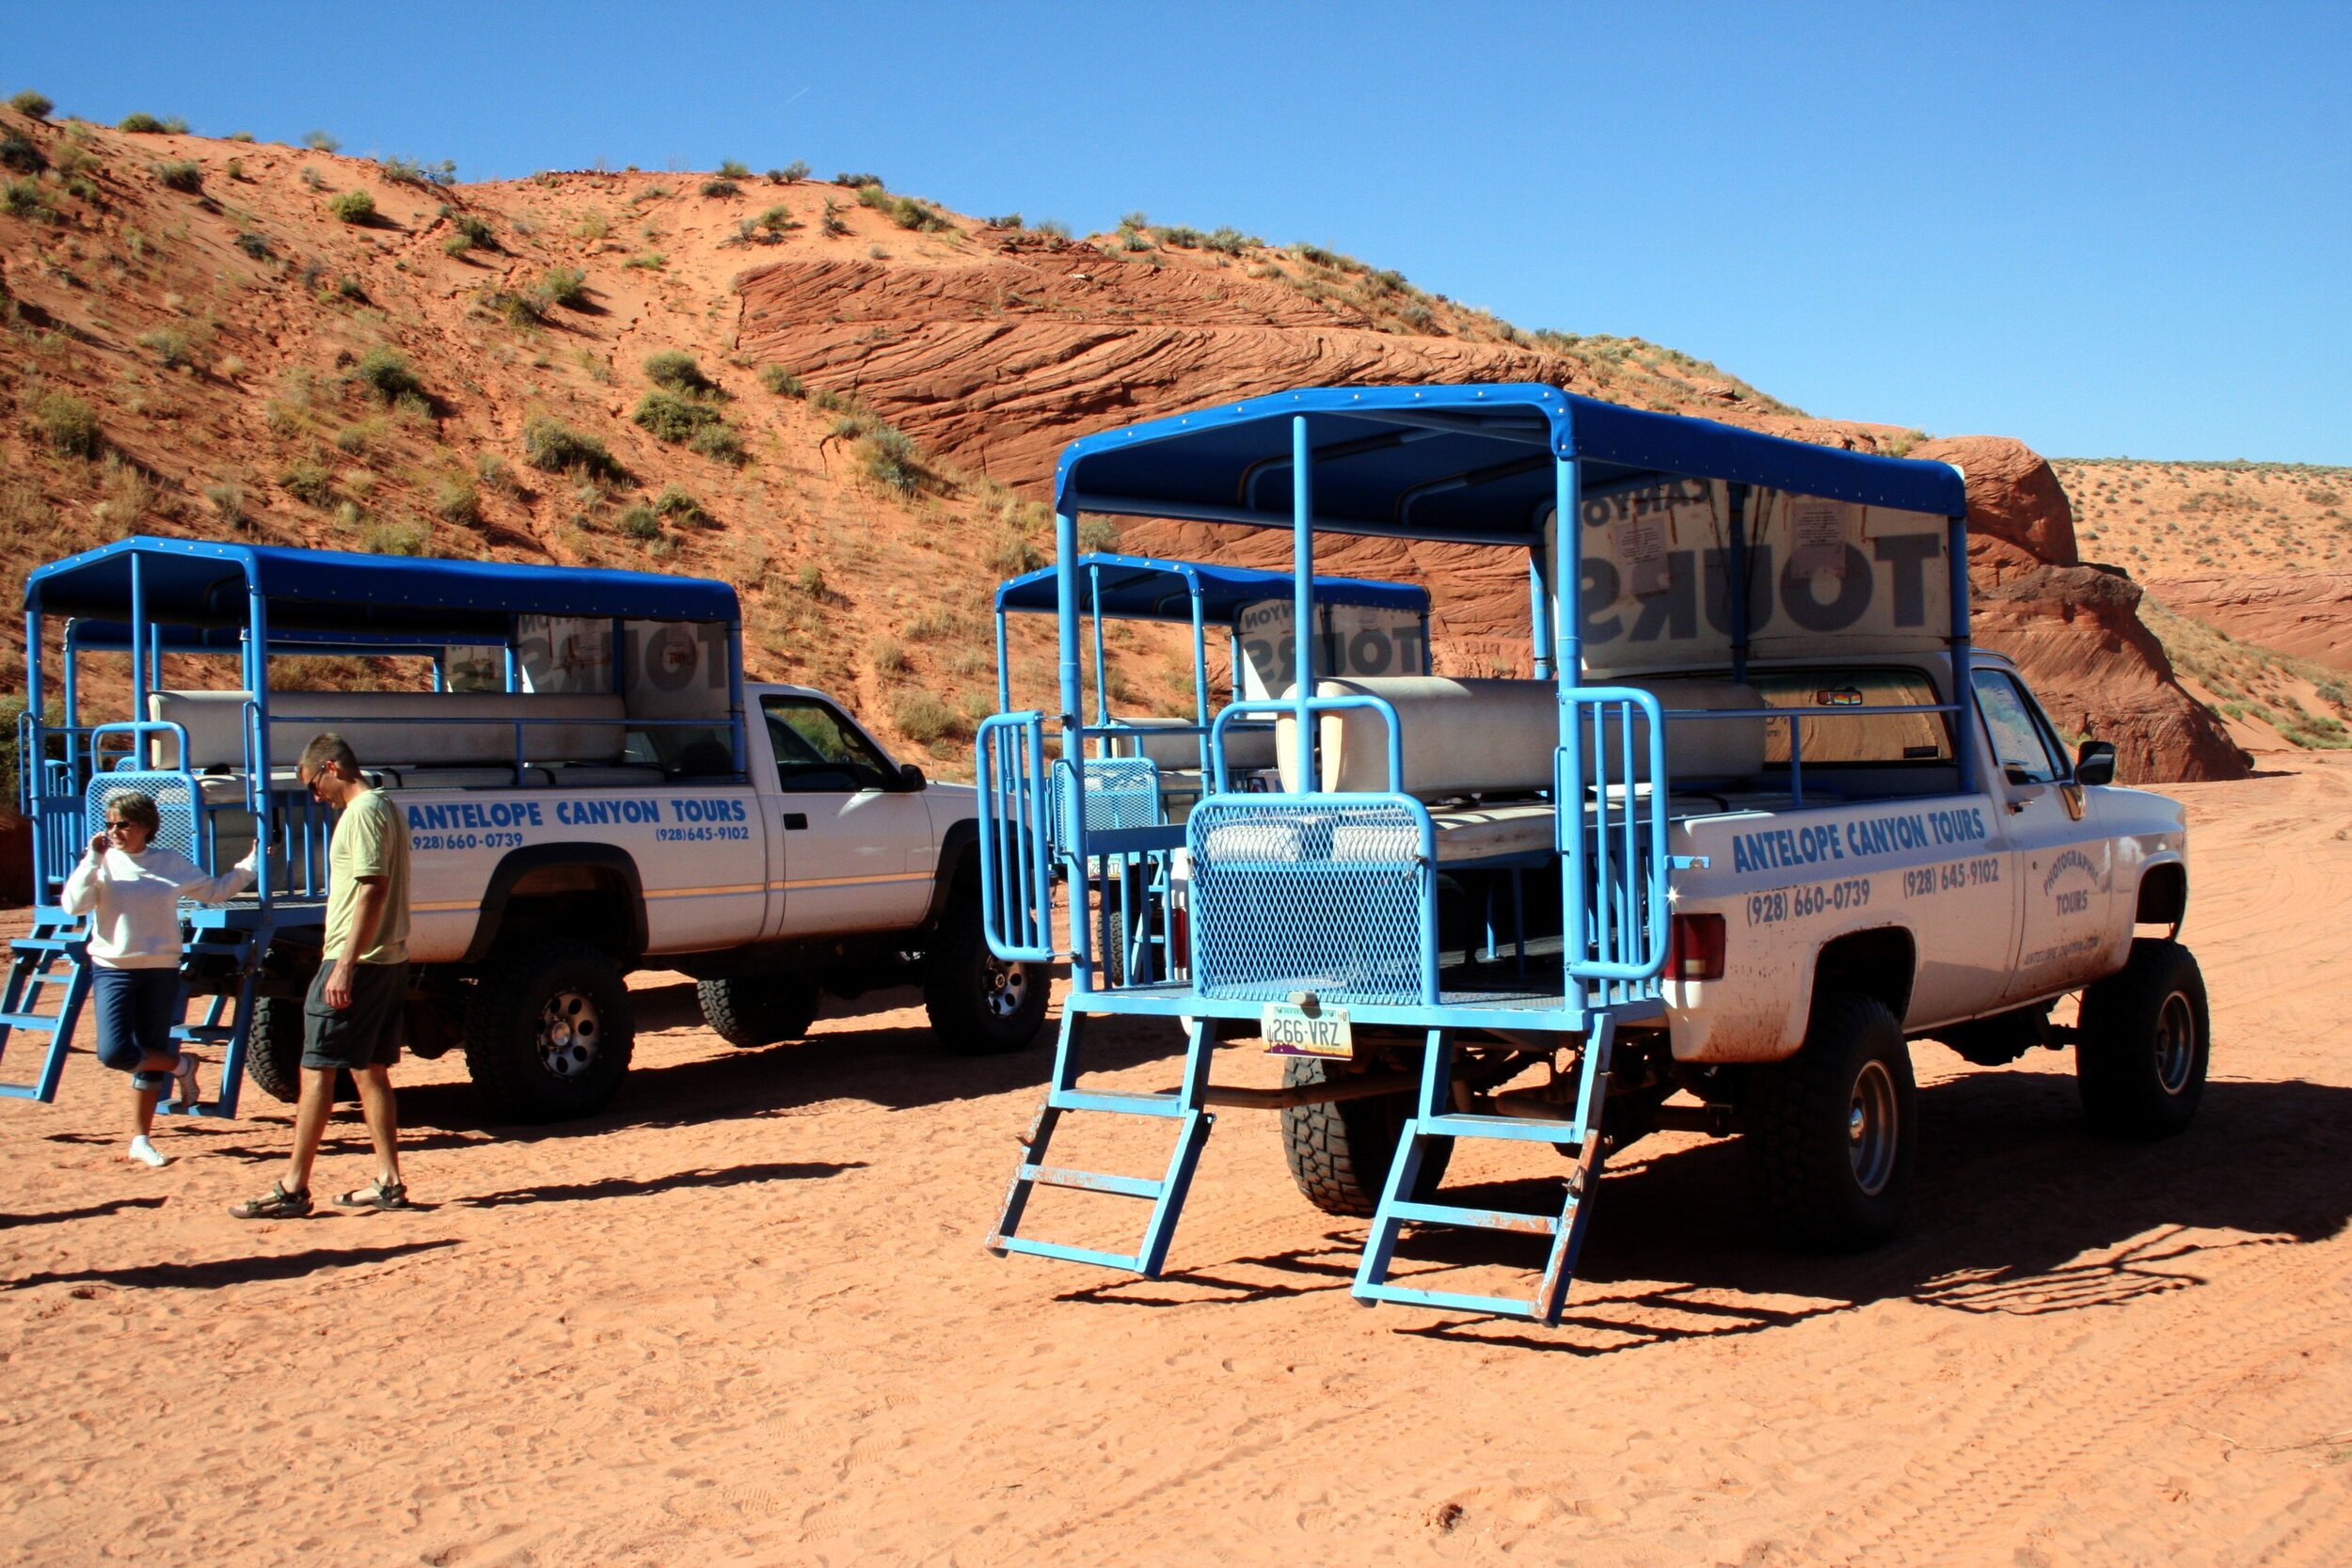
1349 688 1671 1324
978 710 1216 1275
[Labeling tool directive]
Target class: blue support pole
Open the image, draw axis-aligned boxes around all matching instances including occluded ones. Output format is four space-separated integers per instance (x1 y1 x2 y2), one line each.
246 568 273 902
1055 507 1089 990
1189 586 1210 779
1528 546 1556 680
993 609 1011 715
1554 456 1585 995
129 553 148 731
1290 415 1315 786
1947 512 1976 796
1089 562 1109 734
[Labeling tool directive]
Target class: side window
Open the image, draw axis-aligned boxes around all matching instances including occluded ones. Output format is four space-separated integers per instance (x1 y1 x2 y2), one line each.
763 696 897 793
1972 672 2065 784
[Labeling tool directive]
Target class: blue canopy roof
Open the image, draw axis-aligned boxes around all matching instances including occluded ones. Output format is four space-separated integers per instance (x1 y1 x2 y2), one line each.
1052 384 1968 542
994 552 1428 622
24 536 739 636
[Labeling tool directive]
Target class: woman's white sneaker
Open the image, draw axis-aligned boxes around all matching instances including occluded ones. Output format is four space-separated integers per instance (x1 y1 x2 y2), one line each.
127 1135 168 1168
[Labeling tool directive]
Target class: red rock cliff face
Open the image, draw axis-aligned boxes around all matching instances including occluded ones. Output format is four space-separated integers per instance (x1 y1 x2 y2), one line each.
735 240 2247 783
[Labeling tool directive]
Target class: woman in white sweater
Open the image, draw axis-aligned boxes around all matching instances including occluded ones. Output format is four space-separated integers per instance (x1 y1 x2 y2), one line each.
61 790 258 1166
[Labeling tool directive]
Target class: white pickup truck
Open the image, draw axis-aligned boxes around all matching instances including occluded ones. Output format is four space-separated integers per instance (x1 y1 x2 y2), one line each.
5 540 1045 1125
977 383 2209 1322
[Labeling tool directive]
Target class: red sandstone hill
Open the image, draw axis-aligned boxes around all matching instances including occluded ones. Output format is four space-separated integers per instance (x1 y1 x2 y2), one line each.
0 113 2249 781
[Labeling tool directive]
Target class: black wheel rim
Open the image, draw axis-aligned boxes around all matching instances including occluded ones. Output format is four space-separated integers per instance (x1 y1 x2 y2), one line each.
538 990 601 1079
1849 1059 1899 1197
2154 990 2197 1095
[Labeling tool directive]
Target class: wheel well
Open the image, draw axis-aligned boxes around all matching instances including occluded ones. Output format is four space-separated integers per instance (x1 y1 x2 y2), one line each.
2136 863 2187 927
1813 927 1917 1022
464 846 646 963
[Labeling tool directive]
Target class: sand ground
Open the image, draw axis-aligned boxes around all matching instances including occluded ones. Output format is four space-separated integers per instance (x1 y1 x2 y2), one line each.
4 760 2349 1567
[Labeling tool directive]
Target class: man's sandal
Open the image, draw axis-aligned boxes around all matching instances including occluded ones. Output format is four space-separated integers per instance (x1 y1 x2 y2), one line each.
333 1178 414 1211
230 1181 312 1220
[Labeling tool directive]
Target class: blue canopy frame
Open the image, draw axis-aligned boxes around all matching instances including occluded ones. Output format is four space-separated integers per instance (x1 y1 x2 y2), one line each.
987 383 1975 1020
18 536 748 912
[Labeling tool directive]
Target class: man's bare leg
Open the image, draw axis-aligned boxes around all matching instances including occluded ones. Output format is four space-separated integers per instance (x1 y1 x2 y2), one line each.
351 1064 403 1191
286 1066 338 1196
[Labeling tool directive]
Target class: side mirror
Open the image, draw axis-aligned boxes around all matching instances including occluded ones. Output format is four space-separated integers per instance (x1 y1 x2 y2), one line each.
897 762 927 792
2074 739 2117 787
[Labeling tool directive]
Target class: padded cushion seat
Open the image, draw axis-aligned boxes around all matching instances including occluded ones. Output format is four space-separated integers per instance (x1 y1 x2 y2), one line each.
148 689 628 771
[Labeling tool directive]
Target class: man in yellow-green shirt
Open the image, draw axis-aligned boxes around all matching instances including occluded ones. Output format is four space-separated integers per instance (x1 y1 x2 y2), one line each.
232 733 417 1219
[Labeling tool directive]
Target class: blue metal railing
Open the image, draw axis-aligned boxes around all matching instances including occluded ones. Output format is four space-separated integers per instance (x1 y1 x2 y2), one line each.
977 712 1055 961
1561 687 1672 1003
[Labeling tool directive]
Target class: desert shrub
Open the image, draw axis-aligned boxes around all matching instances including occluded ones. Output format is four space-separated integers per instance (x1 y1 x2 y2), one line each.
433 473 480 525
0 132 43 173
203 481 246 528
795 562 825 595
618 502 661 541
441 230 473 258
834 171 883 188
475 452 518 495
869 636 907 675
151 160 202 193
891 689 966 746
382 154 455 187
3 176 52 219
539 265 588 307
137 325 192 367
688 422 744 464
328 187 374 224
644 350 714 393
652 483 707 525
482 289 545 327
624 251 665 270
333 274 367 302
332 422 370 454
717 159 751 180
986 212 1023 230
856 182 950 232
757 364 803 397
119 113 166 134
1034 217 1072 240
750 203 795 237
773 160 810 182
362 520 429 556
700 177 739 198
302 129 339 151
33 391 101 457
1078 515 1120 551
226 131 255 144
278 459 334 506
9 90 53 120
819 198 849 236
233 230 271 260
986 529 1044 575
352 344 422 403
444 210 496 250
160 117 189 135
858 425 922 493
632 389 714 443
522 416 624 480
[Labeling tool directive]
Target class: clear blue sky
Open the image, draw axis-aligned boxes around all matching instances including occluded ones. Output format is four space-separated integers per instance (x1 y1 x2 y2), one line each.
9 1 2347 462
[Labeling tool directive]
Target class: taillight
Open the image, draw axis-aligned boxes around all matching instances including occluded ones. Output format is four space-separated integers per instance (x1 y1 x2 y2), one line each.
1668 913 1725 981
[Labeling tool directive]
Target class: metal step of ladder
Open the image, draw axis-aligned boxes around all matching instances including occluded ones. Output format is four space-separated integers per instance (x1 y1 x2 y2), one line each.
988 1011 1215 1276
0 923 93 1103
1352 1016 1616 1324
157 919 270 1120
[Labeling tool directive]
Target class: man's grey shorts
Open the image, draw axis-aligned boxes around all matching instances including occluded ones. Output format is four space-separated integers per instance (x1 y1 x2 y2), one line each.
302 960 407 1071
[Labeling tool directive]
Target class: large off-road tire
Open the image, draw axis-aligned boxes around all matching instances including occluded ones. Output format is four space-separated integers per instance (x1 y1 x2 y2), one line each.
1279 1057 1454 1217
242 993 308 1104
463 939 635 1123
922 894 1047 1056
1745 990 1916 1250
2076 939 2208 1138
696 975 819 1049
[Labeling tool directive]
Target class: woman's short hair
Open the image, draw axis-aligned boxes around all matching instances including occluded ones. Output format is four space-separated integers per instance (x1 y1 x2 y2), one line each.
103 790 162 837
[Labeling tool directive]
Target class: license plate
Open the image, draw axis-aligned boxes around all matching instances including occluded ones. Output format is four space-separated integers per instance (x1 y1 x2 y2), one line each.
1262 1000 1353 1057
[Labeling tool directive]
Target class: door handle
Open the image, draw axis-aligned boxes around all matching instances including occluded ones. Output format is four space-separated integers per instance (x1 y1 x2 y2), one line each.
783 813 808 831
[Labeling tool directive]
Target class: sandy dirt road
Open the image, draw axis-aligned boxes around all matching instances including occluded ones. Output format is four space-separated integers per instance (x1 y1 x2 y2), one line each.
4 759 2350 1567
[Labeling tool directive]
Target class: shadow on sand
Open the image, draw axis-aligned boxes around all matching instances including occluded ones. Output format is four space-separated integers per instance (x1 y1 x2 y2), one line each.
1051 1065 2352 1354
